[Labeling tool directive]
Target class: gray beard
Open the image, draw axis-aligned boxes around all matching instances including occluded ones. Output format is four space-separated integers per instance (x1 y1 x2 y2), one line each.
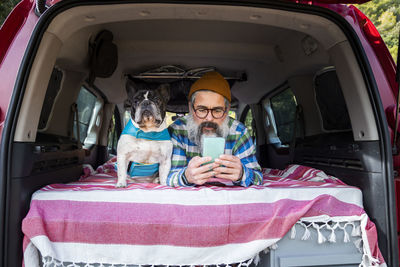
186 114 230 153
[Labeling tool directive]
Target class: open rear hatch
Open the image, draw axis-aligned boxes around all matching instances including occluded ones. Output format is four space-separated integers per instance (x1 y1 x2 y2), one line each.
1 0 396 266
38 0 371 15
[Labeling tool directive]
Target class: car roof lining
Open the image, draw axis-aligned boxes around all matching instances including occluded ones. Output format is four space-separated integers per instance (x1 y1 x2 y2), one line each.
50 3 344 105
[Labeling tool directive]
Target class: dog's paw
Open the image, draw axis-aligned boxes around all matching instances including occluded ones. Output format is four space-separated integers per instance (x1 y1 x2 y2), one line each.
116 180 127 188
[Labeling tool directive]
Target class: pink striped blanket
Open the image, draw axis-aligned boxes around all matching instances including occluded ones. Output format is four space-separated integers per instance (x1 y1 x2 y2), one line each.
22 163 385 267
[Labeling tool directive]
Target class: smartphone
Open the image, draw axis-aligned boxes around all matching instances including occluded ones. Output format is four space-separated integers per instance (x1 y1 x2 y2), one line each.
202 137 225 161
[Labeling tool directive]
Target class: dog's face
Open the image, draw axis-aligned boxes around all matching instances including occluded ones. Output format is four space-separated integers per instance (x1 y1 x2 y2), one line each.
126 79 170 129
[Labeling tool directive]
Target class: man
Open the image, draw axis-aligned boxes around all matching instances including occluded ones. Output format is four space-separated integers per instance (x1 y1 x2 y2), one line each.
167 71 263 187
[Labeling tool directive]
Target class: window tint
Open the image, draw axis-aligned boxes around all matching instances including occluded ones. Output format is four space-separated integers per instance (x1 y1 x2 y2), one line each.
270 88 297 144
74 87 97 144
314 69 351 131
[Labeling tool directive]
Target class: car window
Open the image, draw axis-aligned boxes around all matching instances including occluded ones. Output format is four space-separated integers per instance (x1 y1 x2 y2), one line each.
228 110 236 119
107 112 119 156
269 88 297 145
124 110 131 126
74 87 99 145
314 68 351 131
242 107 256 139
166 112 186 125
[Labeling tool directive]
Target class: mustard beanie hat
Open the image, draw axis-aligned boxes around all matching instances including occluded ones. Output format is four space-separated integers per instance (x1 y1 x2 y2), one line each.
189 71 231 102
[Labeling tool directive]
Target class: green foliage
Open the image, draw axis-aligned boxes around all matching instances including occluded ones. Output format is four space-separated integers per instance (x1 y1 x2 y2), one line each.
356 0 400 62
244 109 255 138
0 0 20 26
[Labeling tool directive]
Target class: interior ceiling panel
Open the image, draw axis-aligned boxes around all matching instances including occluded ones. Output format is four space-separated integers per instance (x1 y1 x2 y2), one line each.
58 18 331 104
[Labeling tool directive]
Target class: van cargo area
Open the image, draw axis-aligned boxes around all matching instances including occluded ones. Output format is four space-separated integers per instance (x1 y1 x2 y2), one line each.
0 1 398 267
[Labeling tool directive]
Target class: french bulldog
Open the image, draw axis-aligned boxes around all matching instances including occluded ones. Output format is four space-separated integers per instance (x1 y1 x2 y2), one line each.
116 78 173 187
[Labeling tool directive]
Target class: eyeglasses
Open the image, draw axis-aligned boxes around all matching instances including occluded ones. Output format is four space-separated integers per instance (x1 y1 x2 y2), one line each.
192 105 227 119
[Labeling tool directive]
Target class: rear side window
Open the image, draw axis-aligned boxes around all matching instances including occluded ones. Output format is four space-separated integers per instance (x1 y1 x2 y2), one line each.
74 87 97 144
314 69 351 131
270 88 297 144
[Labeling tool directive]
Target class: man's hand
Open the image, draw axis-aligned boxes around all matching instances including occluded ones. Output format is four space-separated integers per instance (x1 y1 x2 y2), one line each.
185 156 218 185
213 154 243 182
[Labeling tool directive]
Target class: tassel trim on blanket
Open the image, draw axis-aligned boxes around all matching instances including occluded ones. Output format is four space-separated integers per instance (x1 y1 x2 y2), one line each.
40 256 258 267
37 218 379 267
289 217 381 267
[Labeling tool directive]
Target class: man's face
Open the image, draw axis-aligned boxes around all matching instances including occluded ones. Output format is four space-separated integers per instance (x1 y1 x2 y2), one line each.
190 90 228 135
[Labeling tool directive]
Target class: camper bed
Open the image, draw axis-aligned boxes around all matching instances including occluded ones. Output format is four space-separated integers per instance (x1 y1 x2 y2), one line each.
22 159 385 267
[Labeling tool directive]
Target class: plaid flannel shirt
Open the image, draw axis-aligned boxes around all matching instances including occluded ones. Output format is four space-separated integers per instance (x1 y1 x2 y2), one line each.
167 115 263 187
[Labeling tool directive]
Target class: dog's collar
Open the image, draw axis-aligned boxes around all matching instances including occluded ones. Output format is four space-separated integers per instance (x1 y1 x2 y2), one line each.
121 120 170 141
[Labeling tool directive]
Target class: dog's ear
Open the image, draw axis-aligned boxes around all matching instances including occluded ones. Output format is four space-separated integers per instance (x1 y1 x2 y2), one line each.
158 83 170 103
126 77 138 100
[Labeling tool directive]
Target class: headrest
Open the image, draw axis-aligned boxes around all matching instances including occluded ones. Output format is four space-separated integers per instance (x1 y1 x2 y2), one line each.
88 30 118 86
